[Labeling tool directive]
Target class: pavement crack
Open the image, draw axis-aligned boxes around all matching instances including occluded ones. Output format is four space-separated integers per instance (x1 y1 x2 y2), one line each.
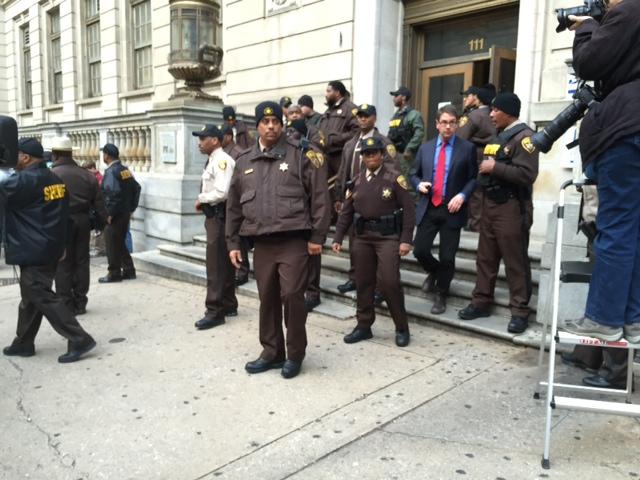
9 359 91 479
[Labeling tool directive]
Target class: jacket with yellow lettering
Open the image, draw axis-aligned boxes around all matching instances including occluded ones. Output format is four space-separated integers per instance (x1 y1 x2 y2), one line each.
0 162 69 266
102 160 141 217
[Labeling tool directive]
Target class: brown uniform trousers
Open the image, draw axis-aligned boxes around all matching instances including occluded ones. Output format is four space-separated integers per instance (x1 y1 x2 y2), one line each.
457 106 496 231
334 165 415 331
52 158 107 311
253 235 309 362
205 213 238 319
11 263 94 350
105 213 135 277
471 124 539 318
570 345 628 385
226 133 330 363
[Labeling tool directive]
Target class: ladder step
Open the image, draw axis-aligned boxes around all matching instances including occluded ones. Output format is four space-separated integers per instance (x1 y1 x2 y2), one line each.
560 260 593 283
556 331 637 349
553 396 640 417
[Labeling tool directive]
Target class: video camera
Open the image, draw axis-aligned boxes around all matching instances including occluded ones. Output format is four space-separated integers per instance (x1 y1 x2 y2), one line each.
555 0 606 33
531 1 608 153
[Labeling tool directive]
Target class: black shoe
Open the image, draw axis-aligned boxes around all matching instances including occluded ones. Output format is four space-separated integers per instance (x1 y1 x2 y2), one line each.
3 343 35 357
507 316 529 334
99 275 122 283
305 297 321 312
122 271 137 280
281 359 302 379
343 327 373 344
224 309 238 317
582 374 626 390
195 317 225 330
431 294 446 315
560 353 598 373
58 339 97 363
421 274 436 294
75 306 87 316
395 330 410 347
458 304 490 320
374 291 384 306
337 280 356 294
245 357 285 374
235 276 249 287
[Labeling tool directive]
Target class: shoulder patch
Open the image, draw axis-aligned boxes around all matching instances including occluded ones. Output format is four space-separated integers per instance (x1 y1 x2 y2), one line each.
120 170 132 180
386 144 397 158
484 144 500 156
521 137 536 154
218 159 227 171
458 116 469 127
351 108 358 116
306 150 324 169
396 175 409 190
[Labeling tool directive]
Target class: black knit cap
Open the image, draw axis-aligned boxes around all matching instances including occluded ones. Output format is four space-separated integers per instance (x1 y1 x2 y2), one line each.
298 95 314 109
222 106 236 121
478 83 496 105
255 101 283 126
359 136 385 153
492 92 521 118
279 96 292 108
17 137 44 158
221 124 234 137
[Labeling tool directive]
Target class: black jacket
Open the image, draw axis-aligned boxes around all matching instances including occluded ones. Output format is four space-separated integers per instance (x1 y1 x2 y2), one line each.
0 162 69 266
574 0 640 167
102 161 141 217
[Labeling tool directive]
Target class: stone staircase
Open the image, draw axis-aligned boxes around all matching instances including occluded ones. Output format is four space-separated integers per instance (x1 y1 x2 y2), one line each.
134 229 545 348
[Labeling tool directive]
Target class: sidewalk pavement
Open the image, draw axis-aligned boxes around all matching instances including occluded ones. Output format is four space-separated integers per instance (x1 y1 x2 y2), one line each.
1 261 639 480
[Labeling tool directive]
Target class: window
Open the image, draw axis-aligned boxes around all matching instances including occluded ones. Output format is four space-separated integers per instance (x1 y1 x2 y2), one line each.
49 9 63 104
132 0 152 88
21 25 32 109
85 0 101 97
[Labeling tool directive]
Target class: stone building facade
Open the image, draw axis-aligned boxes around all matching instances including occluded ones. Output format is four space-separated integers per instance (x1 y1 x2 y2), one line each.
0 0 585 246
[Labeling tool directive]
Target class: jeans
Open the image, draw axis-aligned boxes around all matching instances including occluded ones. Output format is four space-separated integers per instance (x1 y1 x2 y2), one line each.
585 134 640 327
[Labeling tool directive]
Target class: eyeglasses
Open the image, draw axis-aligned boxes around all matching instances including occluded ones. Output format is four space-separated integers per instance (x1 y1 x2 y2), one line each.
438 120 458 126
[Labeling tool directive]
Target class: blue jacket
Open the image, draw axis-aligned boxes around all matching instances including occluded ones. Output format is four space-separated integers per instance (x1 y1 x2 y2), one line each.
0 162 69 266
102 161 141 217
409 135 477 228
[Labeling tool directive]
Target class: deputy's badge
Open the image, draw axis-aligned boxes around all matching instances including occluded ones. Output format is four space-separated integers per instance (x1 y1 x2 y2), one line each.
521 137 536 154
366 138 375 146
459 116 469 127
244 168 254 175
397 175 409 190
306 150 324 169
351 108 357 116
337 109 343 115
382 188 392 199
386 144 397 158
503 146 511 156
218 159 227 170
279 162 289 172
264 106 274 116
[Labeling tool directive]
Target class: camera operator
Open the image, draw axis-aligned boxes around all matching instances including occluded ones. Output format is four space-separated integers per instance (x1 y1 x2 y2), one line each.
561 0 640 343
1 138 96 363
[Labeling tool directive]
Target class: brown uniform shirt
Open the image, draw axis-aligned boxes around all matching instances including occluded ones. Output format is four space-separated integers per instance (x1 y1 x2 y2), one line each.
223 141 245 160
335 129 398 201
457 106 497 163
232 119 253 150
52 157 107 219
226 133 331 250
319 98 360 155
334 166 416 245
286 123 327 152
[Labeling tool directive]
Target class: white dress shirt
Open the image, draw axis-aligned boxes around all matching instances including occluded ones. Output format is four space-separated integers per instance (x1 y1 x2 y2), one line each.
199 147 235 205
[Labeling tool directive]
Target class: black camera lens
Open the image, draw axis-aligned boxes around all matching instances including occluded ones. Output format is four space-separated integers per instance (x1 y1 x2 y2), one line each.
555 0 606 33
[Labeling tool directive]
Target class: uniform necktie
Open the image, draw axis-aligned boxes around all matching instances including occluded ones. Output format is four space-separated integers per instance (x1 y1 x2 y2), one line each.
432 141 447 207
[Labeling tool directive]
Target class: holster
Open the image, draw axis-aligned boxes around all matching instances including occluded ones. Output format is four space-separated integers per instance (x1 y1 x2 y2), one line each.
202 202 226 220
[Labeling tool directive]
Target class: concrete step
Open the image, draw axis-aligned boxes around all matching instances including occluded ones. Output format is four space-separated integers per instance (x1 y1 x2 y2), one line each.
146 243 537 318
133 248 543 348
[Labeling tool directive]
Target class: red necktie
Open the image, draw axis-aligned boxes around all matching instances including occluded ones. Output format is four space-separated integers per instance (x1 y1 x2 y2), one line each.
431 141 447 207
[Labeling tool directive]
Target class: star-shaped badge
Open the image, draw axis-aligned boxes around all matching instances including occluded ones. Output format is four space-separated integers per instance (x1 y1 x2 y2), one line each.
279 162 289 172
382 188 392 199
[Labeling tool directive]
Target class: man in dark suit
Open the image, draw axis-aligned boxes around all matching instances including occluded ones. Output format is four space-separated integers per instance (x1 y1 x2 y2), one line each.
410 105 477 314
